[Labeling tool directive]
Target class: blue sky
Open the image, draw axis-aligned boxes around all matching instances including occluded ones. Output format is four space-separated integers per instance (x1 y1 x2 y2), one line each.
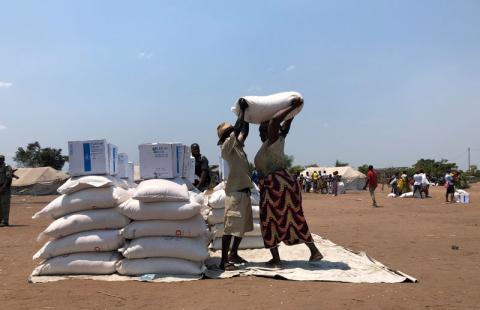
1 0 479 170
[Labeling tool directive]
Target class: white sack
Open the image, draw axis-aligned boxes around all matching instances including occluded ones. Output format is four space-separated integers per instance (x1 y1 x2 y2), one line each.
33 187 131 220
211 236 265 250
117 198 201 221
252 205 260 219
208 190 225 209
120 236 208 261
120 215 206 239
57 175 129 195
133 179 189 202
38 209 130 242
32 252 121 276
190 191 205 206
212 221 261 238
400 192 414 198
207 208 224 225
116 258 205 276
231 91 304 124
387 193 397 198
33 230 124 260
173 177 195 191
213 182 225 192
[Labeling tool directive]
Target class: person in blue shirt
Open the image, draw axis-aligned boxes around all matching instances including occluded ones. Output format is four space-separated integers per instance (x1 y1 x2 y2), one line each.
445 170 455 203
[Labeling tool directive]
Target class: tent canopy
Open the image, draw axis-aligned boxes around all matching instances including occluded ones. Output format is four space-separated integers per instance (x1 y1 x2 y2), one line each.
12 167 69 187
301 166 366 191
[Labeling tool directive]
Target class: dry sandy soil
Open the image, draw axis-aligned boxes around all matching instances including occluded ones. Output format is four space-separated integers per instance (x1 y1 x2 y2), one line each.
1 184 479 310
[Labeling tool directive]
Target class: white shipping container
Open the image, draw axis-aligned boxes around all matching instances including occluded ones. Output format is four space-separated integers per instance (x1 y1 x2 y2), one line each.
117 153 129 179
108 143 118 175
139 143 176 179
68 140 109 176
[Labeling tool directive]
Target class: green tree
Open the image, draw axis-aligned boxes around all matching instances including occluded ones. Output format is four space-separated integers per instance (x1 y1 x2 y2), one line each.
306 163 319 168
466 165 480 177
412 158 457 178
335 159 349 167
284 155 294 169
358 164 369 175
289 165 305 175
14 141 67 170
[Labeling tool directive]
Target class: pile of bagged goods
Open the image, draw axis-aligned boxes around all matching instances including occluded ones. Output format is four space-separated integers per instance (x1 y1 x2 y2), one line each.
116 143 207 276
32 140 207 277
31 91 307 277
32 140 133 276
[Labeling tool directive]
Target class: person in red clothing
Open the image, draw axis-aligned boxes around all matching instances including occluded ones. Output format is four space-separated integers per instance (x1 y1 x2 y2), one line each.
363 165 378 208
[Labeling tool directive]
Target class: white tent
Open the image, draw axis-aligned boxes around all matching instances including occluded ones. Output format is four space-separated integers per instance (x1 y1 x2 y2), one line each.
301 166 366 191
11 167 69 195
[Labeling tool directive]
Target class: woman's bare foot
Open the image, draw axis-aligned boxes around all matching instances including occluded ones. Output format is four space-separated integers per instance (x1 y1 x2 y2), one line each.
309 252 324 262
265 258 282 268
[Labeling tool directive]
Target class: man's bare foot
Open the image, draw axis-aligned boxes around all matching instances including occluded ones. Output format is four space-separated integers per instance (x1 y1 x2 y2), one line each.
265 259 282 268
309 252 324 262
219 262 237 271
228 254 248 264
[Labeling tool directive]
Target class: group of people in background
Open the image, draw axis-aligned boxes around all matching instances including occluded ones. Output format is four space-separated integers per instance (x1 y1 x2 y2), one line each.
388 169 461 202
389 170 430 198
296 171 341 196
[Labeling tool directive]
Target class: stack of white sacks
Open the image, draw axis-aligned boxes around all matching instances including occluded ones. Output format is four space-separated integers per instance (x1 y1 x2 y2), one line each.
207 182 265 250
116 178 208 276
31 175 132 276
114 142 207 276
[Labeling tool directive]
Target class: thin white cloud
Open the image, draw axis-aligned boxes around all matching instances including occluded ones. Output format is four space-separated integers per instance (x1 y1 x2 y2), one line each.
0 124 7 130
0 81 13 88
247 85 263 93
285 65 296 72
323 122 329 128
137 51 154 60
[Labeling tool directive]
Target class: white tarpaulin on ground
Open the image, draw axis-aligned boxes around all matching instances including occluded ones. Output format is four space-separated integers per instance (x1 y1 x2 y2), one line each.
29 234 415 283
301 166 366 191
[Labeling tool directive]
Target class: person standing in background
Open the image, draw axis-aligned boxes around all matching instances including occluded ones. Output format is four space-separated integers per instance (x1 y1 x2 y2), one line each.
364 165 378 207
304 172 312 193
332 171 339 196
0 155 13 227
413 171 424 199
312 170 319 193
190 143 211 191
445 170 455 203
421 170 430 198
251 169 259 186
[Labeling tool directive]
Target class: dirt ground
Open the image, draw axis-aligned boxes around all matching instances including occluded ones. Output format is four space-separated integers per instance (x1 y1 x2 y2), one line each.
1 184 479 310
